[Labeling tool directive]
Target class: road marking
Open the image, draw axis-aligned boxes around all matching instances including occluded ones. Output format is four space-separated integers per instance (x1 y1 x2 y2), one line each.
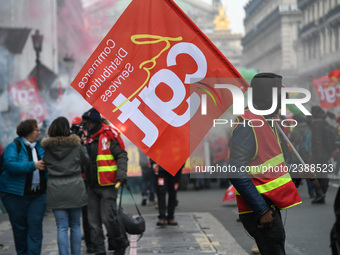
193 233 216 252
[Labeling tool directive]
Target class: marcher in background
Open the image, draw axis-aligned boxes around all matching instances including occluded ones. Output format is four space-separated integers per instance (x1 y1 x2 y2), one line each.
0 119 47 255
309 106 333 204
70 116 85 140
326 111 340 176
210 135 230 188
0 143 3 175
41 116 89 255
152 160 183 226
228 73 301 255
139 148 156 206
289 114 314 198
39 119 49 140
82 108 129 255
331 186 340 254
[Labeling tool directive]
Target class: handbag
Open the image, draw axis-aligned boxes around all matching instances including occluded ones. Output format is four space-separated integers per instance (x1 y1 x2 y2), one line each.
117 184 146 239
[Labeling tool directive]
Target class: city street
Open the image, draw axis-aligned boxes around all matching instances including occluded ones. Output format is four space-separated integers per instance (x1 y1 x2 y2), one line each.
0 178 338 255
0 0 340 254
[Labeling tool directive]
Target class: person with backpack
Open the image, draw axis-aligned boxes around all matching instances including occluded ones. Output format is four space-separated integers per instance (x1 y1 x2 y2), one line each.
82 108 129 255
309 106 333 204
0 119 47 255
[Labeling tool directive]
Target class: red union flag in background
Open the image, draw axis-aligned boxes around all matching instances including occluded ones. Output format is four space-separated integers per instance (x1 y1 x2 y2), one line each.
313 68 340 109
9 77 49 124
71 0 248 175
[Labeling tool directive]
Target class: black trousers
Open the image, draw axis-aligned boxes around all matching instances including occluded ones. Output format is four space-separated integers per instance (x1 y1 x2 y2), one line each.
87 186 128 254
156 170 181 220
239 209 286 255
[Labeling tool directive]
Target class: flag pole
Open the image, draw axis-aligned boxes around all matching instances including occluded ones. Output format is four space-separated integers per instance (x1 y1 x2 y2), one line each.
275 122 306 165
275 122 316 178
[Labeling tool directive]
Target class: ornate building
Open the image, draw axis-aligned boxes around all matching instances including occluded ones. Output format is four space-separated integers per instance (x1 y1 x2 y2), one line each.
242 0 302 76
83 0 243 69
207 4 243 69
297 0 340 78
0 0 89 146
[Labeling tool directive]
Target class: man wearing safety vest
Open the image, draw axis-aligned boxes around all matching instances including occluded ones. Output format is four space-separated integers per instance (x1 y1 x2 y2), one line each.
82 108 129 255
229 73 301 255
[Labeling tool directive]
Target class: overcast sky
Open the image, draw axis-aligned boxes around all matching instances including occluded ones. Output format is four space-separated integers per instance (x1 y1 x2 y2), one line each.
82 0 249 34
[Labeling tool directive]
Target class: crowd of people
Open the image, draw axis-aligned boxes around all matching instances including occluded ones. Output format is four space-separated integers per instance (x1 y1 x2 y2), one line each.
0 103 187 255
0 108 130 255
1 72 340 255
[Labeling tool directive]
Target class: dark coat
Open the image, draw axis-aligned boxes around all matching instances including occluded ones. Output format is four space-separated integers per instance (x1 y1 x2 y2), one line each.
289 121 310 163
310 118 332 164
41 135 89 209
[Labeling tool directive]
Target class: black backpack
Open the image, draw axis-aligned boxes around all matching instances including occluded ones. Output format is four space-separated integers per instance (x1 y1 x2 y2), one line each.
0 140 22 176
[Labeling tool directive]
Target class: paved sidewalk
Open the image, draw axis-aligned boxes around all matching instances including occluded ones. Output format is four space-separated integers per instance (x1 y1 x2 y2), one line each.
0 212 247 255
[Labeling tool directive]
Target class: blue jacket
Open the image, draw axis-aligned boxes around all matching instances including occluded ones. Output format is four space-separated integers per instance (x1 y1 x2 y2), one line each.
0 137 46 196
229 124 270 218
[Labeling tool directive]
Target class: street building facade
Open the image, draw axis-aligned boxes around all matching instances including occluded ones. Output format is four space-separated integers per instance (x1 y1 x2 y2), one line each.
0 0 90 148
242 0 302 77
297 0 340 78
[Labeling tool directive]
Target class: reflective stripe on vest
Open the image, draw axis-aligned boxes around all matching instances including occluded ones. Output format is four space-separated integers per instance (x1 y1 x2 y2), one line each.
96 137 118 186
234 110 301 214
236 172 292 196
97 154 114 161
248 153 285 175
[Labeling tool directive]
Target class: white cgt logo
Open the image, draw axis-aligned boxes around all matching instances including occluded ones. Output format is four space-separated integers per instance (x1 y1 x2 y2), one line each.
112 42 207 147
101 137 110 151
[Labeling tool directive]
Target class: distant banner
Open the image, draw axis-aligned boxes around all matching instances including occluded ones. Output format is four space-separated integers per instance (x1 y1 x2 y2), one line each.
313 68 340 109
71 0 247 175
9 77 49 123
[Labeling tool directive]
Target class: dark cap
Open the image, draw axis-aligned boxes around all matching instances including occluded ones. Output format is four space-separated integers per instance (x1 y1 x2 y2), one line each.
82 108 101 123
250 72 283 112
251 73 283 88
311 105 326 119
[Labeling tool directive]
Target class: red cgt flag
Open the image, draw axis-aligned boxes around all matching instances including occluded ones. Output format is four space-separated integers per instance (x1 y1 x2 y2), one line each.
313 68 340 109
9 77 49 124
223 185 236 202
71 0 247 175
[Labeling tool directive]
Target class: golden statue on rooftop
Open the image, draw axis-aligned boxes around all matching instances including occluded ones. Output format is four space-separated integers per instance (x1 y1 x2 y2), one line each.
214 4 230 31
